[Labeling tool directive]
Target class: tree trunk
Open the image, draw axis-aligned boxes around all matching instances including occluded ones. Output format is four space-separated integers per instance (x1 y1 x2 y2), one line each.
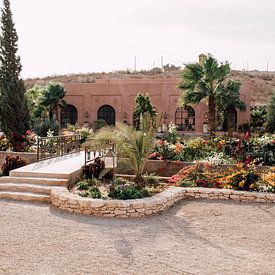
208 95 216 138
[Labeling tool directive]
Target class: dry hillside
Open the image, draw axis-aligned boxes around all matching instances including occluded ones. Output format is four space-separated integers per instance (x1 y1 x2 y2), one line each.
24 67 275 105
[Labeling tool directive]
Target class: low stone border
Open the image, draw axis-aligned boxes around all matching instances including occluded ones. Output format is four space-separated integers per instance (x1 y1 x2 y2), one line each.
50 187 275 218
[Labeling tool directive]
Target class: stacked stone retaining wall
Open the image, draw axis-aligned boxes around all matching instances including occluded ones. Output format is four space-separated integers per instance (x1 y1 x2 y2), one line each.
51 187 275 218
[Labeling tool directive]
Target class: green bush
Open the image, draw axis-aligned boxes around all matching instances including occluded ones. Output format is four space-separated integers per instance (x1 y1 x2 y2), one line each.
266 93 275 133
77 178 101 190
145 174 159 186
34 115 59 137
1 156 27 176
109 184 151 200
79 187 102 199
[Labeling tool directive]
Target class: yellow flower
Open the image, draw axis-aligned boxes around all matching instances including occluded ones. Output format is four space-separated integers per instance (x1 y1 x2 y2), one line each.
249 184 255 189
239 180 245 188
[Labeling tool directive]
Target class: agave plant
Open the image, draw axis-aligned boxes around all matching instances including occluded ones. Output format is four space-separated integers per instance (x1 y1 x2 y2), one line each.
93 113 157 188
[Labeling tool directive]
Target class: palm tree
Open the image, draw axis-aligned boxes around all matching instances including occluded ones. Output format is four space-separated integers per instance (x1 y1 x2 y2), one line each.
93 113 156 188
178 54 244 137
40 83 66 120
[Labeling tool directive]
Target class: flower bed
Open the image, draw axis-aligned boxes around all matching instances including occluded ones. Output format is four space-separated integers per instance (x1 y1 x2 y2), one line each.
149 133 275 166
51 186 275 218
169 162 275 193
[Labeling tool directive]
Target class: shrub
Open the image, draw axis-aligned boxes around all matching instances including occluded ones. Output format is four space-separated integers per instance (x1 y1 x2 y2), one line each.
77 178 101 190
79 186 102 198
266 93 275 133
34 115 59 137
145 174 159 186
2 156 27 176
109 184 151 200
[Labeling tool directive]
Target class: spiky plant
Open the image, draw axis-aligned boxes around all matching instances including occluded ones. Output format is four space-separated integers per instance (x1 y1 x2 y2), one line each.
93 113 156 188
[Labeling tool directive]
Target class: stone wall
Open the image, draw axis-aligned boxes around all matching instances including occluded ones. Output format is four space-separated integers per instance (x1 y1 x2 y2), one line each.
0 151 37 167
51 187 275 218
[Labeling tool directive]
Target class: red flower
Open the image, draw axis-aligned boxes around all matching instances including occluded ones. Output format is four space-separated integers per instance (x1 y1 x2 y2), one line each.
244 132 250 141
26 130 33 135
272 140 275 144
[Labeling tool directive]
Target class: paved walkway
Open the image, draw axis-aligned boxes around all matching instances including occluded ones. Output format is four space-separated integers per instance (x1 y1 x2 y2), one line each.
12 152 85 176
0 199 274 274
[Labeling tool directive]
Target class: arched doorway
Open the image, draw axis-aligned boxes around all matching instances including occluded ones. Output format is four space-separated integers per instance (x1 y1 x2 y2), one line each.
61 104 78 127
223 108 237 131
97 105 115 125
175 106 195 131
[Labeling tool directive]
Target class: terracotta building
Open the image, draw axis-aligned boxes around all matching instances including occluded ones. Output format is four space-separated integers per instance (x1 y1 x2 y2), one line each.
62 78 251 135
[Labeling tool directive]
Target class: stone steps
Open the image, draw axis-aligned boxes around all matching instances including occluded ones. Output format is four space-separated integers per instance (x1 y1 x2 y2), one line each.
0 176 68 203
0 176 68 186
10 170 71 179
0 191 51 203
0 183 51 195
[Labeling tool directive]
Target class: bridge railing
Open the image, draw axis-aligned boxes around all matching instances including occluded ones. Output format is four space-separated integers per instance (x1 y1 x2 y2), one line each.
37 134 81 162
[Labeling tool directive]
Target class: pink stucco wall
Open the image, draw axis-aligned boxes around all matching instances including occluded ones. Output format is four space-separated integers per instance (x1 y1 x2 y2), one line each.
63 78 251 134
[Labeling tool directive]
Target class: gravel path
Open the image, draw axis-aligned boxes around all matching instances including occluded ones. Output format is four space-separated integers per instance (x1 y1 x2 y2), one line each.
0 199 274 275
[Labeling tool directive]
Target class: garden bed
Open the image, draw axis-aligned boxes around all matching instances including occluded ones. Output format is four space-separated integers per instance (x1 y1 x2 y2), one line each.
116 158 273 177
51 186 275 218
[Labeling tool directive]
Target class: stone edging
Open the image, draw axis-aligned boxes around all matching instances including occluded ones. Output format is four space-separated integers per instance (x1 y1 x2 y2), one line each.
50 187 275 218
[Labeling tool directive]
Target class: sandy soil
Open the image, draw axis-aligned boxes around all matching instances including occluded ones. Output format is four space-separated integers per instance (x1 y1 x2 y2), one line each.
0 199 274 275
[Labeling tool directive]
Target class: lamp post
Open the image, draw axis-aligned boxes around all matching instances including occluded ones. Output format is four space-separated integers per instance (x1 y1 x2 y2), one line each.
103 148 117 178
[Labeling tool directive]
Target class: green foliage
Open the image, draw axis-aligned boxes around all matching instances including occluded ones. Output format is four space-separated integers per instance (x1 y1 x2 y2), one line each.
26 82 66 127
109 184 151 200
34 115 59 137
1 155 27 176
92 119 107 131
250 106 267 129
266 93 275 133
166 122 179 144
133 93 157 130
79 186 102 199
77 178 101 190
178 54 244 136
93 113 157 186
144 174 159 186
0 0 30 142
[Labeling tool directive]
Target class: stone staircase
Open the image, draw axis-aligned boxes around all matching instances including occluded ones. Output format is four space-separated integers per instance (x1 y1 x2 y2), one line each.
0 151 84 204
0 176 68 203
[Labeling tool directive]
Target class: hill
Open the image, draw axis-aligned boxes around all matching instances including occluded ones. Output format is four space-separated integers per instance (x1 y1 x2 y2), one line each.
24 67 275 106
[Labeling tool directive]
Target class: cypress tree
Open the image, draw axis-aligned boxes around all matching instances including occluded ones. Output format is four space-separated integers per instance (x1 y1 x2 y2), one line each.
0 0 30 143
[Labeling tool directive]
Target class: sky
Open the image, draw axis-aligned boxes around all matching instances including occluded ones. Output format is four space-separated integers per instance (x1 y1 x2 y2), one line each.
5 0 275 78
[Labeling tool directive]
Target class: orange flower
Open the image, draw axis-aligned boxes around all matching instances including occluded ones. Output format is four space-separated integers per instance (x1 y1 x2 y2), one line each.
175 143 182 153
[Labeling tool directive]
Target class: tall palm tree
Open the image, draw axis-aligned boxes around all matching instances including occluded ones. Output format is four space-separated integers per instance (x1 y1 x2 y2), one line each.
178 54 244 137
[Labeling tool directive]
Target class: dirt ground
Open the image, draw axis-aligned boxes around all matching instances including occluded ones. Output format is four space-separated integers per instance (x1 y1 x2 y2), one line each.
0 199 274 275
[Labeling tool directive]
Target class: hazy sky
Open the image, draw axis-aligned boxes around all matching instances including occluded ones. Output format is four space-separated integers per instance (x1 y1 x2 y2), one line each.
5 0 275 78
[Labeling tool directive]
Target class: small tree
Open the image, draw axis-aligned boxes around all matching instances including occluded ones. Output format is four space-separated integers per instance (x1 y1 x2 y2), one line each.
94 113 156 188
26 82 66 128
266 93 275 133
0 0 30 143
133 93 156 129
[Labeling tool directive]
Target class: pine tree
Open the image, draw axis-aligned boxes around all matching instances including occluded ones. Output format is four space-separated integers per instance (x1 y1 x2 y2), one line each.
0 0 30 143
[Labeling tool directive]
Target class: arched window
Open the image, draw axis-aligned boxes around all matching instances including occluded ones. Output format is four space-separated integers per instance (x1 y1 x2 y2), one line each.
175 106 195 131
223 108 237 131
61 104 78 127
97 105 115 125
